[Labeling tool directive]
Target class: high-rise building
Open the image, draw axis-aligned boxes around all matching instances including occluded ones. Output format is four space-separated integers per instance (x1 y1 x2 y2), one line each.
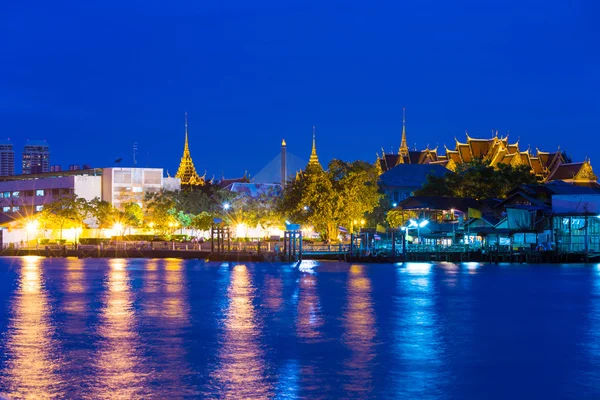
0 140 15 177
22 141 50 175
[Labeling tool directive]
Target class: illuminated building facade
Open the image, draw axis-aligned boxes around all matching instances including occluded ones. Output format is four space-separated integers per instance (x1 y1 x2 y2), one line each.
0 167 180 225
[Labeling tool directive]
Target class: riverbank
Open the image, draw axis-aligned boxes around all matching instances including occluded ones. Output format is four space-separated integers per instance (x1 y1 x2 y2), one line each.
2 247 599 263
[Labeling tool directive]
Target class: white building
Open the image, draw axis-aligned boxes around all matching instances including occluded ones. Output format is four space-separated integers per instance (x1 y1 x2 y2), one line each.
0 167 180 225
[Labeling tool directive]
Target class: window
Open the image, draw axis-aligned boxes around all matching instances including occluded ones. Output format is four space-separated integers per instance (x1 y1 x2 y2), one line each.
2 192 10 198
35 205 44 212
11 191 19 198
115 171 132 184
12 206 19 212
132 187 143 193
52 189 60 195
144 170 161 185
2 206 9 212
36 189 45 196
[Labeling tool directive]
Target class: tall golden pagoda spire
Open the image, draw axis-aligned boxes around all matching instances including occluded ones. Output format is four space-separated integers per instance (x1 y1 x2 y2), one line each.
308 125 321 167
175 113 204 186
399 107 409 157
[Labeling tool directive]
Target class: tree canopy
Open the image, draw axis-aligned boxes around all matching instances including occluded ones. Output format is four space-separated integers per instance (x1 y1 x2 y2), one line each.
415 160 540 199
279 159 382 241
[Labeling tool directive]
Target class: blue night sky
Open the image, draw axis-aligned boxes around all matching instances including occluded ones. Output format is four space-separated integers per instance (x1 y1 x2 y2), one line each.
1 0 599 178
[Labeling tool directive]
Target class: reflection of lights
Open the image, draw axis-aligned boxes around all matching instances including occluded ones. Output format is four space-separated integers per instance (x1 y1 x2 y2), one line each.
298 260 319 273
3 256 60 398
94 258 145 397
214 264 271 398
342 264 376 394
463 262 480 269
405 263 433 274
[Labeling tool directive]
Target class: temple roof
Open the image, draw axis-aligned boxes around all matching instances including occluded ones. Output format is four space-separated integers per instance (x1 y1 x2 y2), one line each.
547 161 597 182
175 114 204 186
308 126 320 167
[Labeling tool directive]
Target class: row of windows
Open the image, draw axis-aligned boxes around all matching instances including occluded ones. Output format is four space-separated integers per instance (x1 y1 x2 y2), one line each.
1 188 72 198
2 205 44 213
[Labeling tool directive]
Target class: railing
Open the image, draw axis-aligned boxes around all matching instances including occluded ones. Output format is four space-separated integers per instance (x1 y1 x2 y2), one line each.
302 244 350 253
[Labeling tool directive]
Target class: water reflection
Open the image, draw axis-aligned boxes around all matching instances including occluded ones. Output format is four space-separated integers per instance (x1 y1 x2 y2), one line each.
2 256 63 398
394 263 444 397
341 264 377 396
93 259 147 398
147 259 195 396
63 258 87 325
213 264 272 399
264 274 284 313
296 273 324 343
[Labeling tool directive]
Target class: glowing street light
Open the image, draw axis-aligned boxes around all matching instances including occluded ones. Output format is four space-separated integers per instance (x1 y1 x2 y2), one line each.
223 203 231 210
25 220 39 246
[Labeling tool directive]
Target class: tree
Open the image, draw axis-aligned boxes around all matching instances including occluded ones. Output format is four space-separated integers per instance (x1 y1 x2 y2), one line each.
415 160 540 200
88 198 115 230
38 194 88 240
279 159 382 241
191 211 214 231
145 191 178 234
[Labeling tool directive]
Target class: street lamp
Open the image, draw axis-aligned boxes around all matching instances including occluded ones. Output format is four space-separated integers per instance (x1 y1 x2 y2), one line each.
25 220 39 247
409 219 429 245
223 203 231 210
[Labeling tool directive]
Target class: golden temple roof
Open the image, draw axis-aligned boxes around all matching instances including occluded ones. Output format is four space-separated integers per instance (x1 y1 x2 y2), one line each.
175 113 204 186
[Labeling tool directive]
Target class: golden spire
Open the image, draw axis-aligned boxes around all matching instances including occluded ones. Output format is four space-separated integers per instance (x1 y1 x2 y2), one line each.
175 113 204 186
399 107 409 157
308 125 320 166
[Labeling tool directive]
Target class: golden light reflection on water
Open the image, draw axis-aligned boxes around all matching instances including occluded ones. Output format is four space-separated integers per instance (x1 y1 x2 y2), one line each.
3 256 63 399
264 274 284 312
213 264 272 399
63 258 87 316
92 259 147 399
162 258 190 322
341 264 377 395
296 273 324 343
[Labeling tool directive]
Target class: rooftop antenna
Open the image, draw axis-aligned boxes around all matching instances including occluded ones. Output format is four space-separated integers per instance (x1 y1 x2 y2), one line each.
133 142 138 166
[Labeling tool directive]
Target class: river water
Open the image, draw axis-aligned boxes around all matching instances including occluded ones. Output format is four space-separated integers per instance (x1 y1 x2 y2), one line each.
0 257 599 399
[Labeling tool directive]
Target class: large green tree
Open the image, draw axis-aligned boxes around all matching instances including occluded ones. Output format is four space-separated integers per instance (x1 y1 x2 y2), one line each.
279 160 382 241
38 194 88 240
415 160 539 199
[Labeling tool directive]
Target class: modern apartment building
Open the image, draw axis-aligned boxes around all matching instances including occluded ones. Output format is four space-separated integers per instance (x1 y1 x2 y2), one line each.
0 141 15 177
22 141 50 174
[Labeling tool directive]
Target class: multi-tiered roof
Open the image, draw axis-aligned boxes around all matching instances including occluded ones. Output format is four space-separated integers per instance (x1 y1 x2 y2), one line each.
377 114 596 184
175 114 204 186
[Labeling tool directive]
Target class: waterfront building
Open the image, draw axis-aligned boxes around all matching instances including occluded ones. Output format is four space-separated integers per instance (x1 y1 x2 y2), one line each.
0 167 180 225
175 114 204 186
22 140 50 175
0 140 15 176
102 167 179 209
377 112 597 184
